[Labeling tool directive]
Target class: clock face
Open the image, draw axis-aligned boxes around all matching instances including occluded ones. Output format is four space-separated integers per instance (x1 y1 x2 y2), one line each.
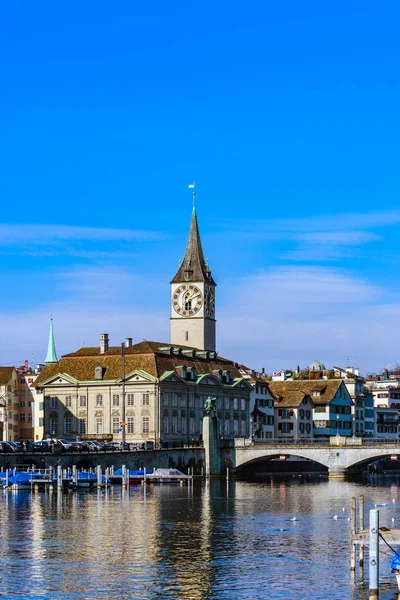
173 284 203 317
204 286 215 318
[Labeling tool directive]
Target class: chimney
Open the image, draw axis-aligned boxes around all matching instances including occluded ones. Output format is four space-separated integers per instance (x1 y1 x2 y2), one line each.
126 337 133 347
100 333 109 354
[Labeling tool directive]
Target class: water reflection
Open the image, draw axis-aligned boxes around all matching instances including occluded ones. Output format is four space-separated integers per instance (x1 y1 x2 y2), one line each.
1 477 400 598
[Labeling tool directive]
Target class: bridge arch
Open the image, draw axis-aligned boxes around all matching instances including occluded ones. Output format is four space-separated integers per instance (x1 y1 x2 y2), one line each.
233 445 400 478
234 447 331 470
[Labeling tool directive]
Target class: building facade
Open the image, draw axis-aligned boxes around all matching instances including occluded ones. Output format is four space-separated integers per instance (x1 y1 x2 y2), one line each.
274 392 315 439
0 367 19 442
270 380 354 438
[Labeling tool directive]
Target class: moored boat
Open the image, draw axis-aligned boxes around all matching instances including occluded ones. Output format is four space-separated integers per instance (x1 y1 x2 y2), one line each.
390 555 400 590
109 469 145 485
149 468 189 483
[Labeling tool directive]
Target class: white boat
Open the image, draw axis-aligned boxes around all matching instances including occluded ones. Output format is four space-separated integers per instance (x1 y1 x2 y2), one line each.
149 468 189 483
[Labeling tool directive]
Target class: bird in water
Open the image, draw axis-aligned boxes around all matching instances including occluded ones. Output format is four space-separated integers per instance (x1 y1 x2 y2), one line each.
290 517 297 521
333 515 338 520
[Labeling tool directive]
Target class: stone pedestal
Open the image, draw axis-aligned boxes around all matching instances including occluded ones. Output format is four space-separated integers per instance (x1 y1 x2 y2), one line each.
203 411 220 477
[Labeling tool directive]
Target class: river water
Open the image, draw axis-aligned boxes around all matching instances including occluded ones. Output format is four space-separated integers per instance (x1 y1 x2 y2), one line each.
1 475 400 599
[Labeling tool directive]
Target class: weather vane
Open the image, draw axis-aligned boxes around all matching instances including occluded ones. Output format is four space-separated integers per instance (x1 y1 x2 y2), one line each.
188 182 197 211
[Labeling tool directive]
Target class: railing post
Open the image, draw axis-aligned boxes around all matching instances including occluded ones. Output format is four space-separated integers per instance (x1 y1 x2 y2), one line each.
369 509 379 599
359 495 365 570
351 497 357 572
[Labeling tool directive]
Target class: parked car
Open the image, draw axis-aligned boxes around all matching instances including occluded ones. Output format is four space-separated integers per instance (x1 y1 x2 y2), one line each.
7 441 22 452
87 441 106 451
104 441 130 451
0 442 16 453
32 441 51 452
56 439 73 451
69 441 89 452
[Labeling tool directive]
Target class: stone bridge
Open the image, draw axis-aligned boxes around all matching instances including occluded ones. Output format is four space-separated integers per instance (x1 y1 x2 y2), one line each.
232 441 400 478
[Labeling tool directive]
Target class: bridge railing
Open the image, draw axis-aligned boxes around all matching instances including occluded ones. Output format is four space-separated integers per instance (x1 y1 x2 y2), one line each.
236 437 400 448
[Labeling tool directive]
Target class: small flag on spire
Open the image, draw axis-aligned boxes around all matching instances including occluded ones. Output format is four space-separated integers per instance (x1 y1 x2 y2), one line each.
188 183 197 189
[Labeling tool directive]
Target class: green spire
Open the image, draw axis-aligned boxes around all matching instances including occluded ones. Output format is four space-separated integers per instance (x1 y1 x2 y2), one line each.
45 318 58 363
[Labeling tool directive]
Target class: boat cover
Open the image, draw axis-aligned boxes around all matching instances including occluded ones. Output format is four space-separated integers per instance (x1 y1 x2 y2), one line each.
390 555 400 571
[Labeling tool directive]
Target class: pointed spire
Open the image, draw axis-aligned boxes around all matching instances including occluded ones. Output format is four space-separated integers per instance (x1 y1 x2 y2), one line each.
45 318 58 364
171 207 215 285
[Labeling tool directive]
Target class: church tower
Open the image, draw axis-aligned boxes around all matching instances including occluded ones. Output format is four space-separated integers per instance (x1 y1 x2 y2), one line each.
45 317 58 364
170 204 216 351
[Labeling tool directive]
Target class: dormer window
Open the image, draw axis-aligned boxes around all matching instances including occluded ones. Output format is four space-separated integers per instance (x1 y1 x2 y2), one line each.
312 390 321 397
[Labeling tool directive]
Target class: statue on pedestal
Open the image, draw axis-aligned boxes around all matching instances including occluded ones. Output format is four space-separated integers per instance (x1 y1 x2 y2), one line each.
204 396 216 415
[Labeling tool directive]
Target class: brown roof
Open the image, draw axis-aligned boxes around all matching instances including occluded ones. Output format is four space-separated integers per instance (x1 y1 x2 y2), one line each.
0 367 14 385
274 390 314 408
170 209 216 285
34 340 241 386
269 379 346 406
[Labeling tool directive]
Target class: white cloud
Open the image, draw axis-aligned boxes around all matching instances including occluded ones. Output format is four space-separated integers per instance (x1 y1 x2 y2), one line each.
0 264 397 377
217 209 400 234
298 231 380 245
217 266 393 373
0 224 163 246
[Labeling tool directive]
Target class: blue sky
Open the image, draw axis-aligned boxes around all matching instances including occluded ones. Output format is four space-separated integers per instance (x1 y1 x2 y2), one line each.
1 1 400 374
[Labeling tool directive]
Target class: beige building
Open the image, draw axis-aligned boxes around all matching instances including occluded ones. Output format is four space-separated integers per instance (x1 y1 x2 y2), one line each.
34 338 252 445
269 383 315 439
34 206 252 444
17 367 45 442
0 367 19 442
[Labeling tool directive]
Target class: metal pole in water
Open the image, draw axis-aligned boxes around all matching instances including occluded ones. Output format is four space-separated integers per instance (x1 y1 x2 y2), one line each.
359 495 365 570
122 465 127 489
105 467 109 487
72 465 77 487
226 467 230 482
351 497 357 572
5 469 8 488
143 467 147 485
97 465 102 488
369 508 379 599
57 465 62 491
